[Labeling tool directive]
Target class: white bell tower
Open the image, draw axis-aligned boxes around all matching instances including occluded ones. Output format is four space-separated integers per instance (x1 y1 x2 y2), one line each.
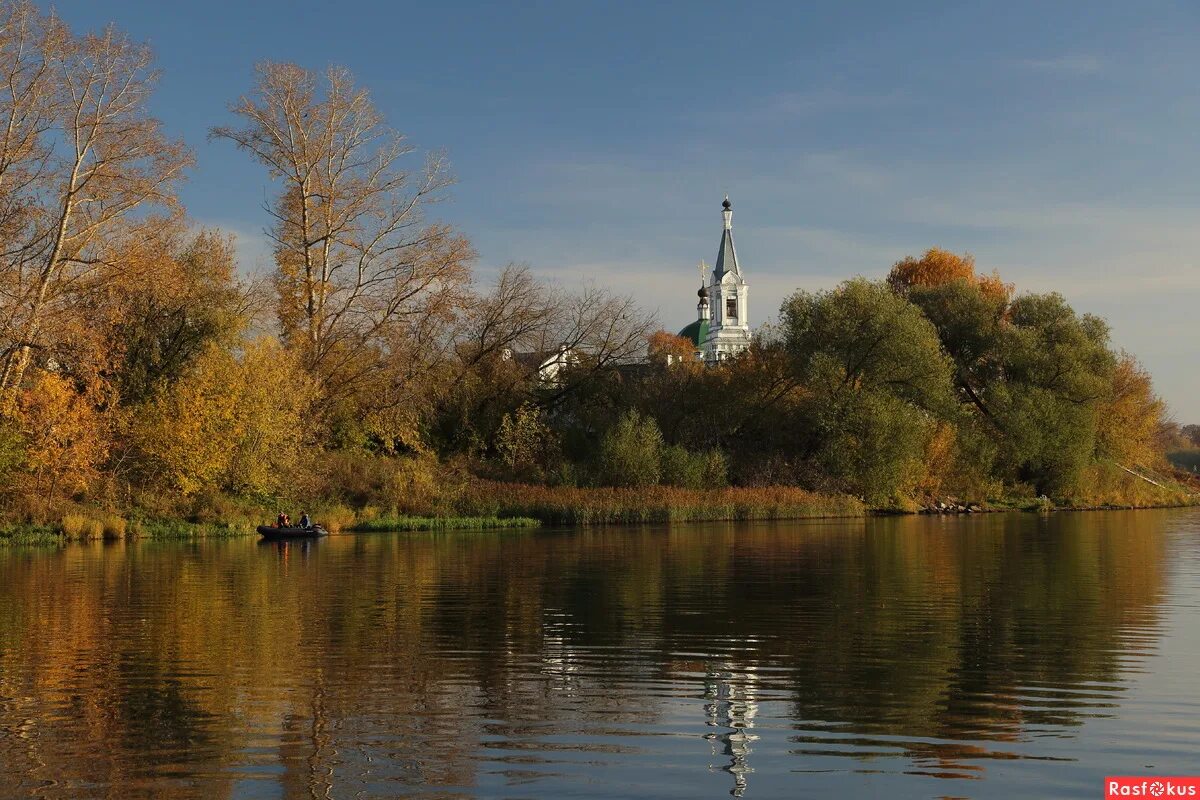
703 197 751 361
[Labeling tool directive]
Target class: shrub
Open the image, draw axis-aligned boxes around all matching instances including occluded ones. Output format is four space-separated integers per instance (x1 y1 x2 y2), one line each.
381 455 447 515
101 515 127 539
547 460 581 487
1030 495 1055 513
317 504 356 533
661 445 705 489
0 525 62 547
496 402 555 473
60 514 87 538
82 518 104 539
702 449 729 488
189 491 264 526
596 411 663 488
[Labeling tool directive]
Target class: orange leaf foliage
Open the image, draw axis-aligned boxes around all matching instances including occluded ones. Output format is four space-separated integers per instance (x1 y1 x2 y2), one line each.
16 372 108 500
888 247 1013 303
647 330 697 366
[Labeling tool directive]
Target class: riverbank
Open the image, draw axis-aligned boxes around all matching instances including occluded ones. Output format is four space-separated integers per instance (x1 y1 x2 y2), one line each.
0 483 865 546
453 481 866 524
350 516 541 532
3 474 1195 548
0 515 546 547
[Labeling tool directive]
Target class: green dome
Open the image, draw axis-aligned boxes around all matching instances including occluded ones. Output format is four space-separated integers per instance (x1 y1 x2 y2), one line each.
678 319 709 346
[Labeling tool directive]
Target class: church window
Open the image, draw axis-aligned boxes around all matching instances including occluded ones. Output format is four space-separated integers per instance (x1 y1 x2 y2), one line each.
726 297 737 320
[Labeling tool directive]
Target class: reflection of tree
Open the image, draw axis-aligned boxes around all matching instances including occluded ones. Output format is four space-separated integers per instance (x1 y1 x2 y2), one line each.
0 510 1173 794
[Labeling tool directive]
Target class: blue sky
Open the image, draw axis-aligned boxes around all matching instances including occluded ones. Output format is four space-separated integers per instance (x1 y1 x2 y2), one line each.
53 0 1200 420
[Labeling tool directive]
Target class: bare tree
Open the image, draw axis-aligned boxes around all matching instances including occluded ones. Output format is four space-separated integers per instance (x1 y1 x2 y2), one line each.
211 63 474 418
0 1 192 413
451 264 655 408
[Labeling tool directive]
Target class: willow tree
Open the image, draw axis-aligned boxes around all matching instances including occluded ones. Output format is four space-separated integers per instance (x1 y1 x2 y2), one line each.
0 1 192 413
212 63 474 446
780 279 957 503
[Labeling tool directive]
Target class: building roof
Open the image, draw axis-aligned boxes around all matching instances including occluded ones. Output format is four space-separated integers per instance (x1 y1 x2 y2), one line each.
678 318 709 347
510 349 572 371
713 198 741 279
713 229 740 279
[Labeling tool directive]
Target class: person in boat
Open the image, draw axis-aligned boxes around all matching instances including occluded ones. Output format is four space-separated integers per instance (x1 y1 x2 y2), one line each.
276 511 287 528
299 511 311 529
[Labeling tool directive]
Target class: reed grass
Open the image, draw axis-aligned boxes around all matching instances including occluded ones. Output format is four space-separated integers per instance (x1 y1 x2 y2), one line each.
60 513 87 538
132 519 256 540
101 515 127 539
455 481 866 525
351 515 541 533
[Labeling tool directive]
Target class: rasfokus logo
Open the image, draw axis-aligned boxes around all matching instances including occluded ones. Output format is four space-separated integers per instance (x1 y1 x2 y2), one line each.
1106 777 1200 798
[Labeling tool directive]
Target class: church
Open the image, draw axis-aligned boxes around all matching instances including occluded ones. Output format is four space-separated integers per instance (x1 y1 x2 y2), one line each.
678 197 752 362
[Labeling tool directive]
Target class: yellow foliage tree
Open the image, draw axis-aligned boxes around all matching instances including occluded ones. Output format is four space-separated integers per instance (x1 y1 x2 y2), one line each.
16 371 108 506
133 339 314 497
1095 354 1168 469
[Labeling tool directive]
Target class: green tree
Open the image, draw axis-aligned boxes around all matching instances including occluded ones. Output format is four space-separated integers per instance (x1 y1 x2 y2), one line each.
496 402 554 474
596 410 663 488
993 293 1114 494
906 273 1119 496
780 279 957 503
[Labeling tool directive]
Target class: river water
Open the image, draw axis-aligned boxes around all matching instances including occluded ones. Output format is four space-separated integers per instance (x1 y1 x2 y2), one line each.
1 510 1198 799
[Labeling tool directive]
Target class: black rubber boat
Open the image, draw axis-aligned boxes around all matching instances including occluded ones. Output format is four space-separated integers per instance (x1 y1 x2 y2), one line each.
257 524 329 540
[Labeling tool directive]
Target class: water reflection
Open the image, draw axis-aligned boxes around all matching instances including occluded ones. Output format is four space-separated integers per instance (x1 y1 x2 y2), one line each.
704 663 759 797
0 510 1191 799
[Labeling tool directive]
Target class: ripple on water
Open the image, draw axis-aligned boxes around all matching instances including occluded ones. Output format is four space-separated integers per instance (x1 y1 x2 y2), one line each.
0 509 1198 798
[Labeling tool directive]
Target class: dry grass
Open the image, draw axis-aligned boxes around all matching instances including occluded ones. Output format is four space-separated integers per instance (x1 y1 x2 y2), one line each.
455 480 865 525
1062 462 1198 509
351 515 541 533
60 514 87 538
101 515 127 539
316 504 356 533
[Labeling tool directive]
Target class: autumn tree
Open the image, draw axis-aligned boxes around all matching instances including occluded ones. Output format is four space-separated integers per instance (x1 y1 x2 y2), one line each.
1183 425 1200 449
103 221 254 404
212 62 473 445
647 330 697 367
495 401 555 475
888 247 1011 302
132 339 314 497
0 3 192 413
428 265 655 456
1095 354 1169 469
423 266 547 454
14 371 107 510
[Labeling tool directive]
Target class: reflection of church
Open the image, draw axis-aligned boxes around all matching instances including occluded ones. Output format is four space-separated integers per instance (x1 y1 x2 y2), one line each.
704 663 760 798
678 197 752 363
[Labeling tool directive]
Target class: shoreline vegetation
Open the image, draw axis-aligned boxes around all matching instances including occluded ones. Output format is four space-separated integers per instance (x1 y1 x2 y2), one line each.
3 471 1196 548
0 3 1197 550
